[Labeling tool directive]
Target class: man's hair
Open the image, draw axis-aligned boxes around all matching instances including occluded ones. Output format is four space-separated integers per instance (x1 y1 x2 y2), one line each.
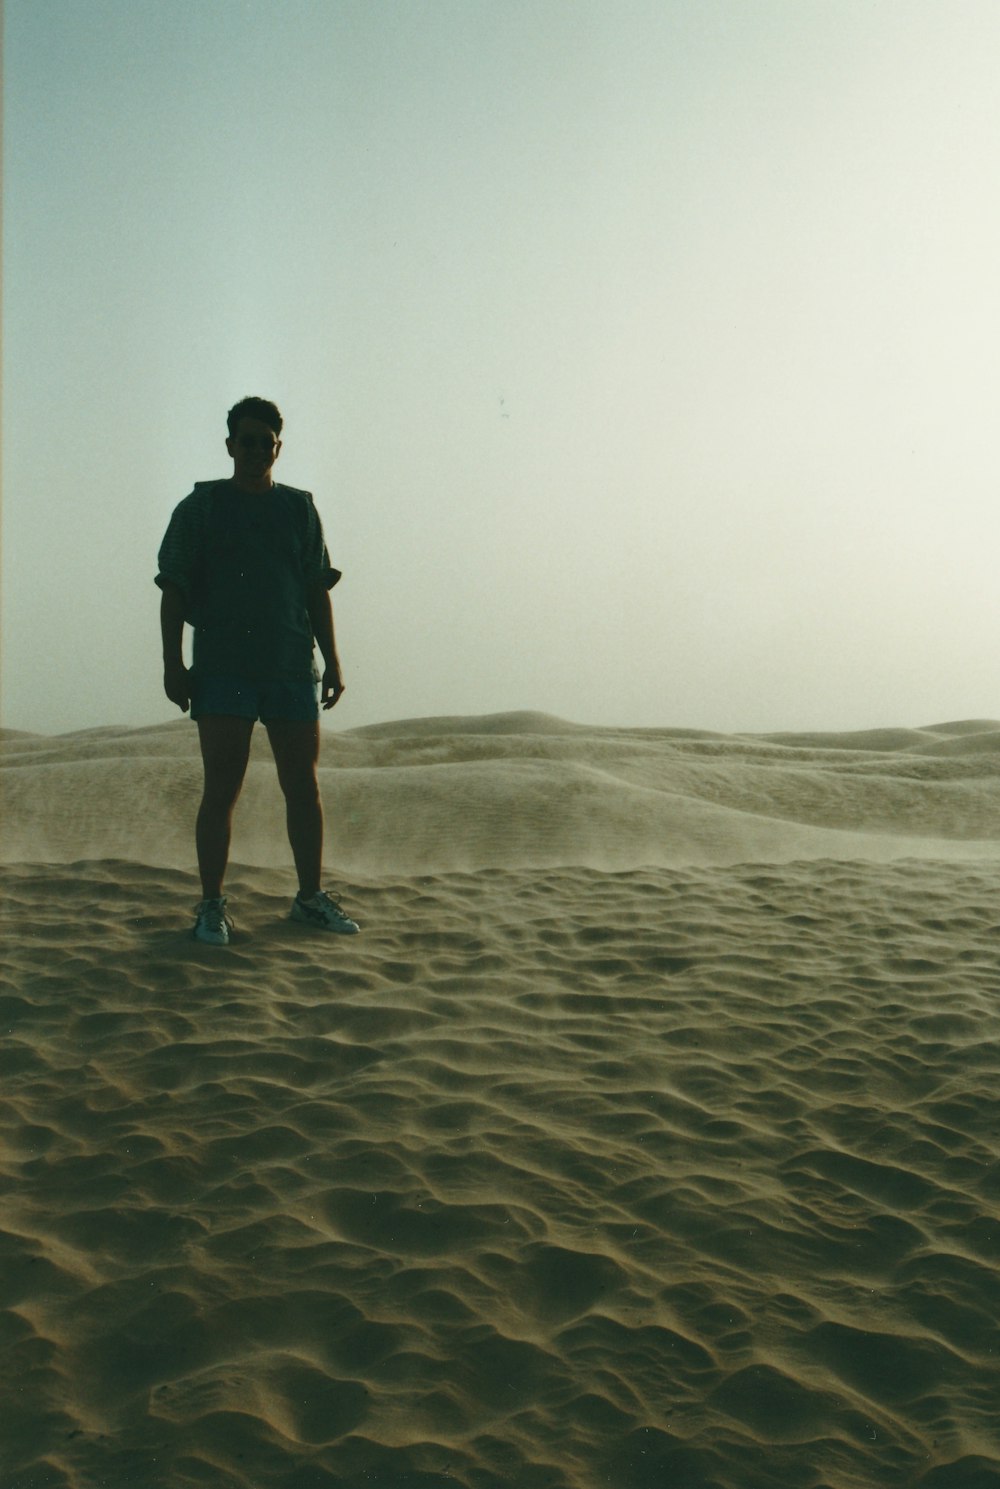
227 396 283 438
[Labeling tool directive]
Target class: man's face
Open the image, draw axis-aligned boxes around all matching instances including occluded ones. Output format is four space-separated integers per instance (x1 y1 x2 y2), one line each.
227 416 282 485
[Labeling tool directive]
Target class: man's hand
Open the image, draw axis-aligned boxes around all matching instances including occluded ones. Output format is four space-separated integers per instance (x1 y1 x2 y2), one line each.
320 665 345 710
164 661 191 713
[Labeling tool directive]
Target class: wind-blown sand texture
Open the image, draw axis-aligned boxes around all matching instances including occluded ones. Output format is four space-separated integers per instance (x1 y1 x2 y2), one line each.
2 713 1000 1488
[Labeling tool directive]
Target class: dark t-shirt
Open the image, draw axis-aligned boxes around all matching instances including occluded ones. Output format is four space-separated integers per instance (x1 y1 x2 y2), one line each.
155 480 341 682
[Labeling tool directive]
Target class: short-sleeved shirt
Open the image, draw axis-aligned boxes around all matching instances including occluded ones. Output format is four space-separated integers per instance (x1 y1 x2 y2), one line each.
155 480 341 682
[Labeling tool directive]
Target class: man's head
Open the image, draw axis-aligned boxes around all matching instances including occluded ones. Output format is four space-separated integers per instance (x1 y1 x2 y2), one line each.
226 396 283 489
227 396 283 440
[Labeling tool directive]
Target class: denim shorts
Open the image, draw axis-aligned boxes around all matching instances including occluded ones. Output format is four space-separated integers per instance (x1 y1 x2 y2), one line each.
190 673 320 723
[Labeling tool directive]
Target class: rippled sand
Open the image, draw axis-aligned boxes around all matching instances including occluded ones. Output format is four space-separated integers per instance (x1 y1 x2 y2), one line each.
2 715 1000 1487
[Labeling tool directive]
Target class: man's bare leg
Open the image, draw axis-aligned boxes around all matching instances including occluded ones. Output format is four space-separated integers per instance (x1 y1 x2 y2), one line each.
196 716 255 899
265 719 323 898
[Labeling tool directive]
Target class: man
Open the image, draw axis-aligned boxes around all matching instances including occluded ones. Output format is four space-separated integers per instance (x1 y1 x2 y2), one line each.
156 396 359 945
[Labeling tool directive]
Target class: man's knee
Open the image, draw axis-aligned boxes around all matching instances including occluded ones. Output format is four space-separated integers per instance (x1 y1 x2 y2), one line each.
200 764 248 810
278 767 321 809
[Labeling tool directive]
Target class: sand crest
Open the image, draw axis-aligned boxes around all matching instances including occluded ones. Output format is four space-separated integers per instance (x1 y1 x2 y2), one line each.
4 712 1000 871
2 715 1000 1487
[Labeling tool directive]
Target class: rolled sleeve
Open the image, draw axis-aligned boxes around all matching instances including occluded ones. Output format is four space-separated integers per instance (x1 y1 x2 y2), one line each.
302 494 342 590
155 494 202 611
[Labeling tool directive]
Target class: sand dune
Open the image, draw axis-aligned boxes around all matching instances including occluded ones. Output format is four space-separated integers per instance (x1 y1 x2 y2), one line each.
2 714 1000 1487
4 712 1000 872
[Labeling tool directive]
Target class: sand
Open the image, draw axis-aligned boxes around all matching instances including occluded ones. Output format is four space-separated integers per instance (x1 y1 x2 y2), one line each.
2 713 1000 1488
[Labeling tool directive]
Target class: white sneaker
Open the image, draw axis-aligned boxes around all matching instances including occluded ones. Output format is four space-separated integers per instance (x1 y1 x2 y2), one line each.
193 897 233 945
291 889 360 934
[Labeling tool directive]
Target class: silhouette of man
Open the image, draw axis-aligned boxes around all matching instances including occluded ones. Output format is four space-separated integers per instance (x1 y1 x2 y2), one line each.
156 396 359 944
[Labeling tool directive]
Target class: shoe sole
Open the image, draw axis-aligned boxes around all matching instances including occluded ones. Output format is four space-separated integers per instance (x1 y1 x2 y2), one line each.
290 908 360 934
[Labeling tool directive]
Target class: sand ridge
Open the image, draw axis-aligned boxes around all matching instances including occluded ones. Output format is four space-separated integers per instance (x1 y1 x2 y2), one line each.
3 712 1000 871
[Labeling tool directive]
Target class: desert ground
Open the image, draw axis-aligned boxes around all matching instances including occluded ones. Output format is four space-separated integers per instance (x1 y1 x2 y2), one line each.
2 713 1000 1488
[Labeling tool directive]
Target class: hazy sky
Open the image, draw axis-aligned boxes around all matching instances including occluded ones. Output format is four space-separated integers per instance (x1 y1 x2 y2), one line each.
4 0 1000 736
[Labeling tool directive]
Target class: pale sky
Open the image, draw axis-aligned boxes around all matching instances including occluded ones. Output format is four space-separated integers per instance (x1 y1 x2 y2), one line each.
4 0 1000 737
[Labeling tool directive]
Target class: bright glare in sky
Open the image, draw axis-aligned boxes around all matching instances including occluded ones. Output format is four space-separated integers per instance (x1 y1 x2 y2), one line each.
3 1 1000 736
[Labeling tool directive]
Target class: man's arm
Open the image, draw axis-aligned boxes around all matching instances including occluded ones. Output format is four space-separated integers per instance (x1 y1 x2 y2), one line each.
160 582 191 712
307 585 345 710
